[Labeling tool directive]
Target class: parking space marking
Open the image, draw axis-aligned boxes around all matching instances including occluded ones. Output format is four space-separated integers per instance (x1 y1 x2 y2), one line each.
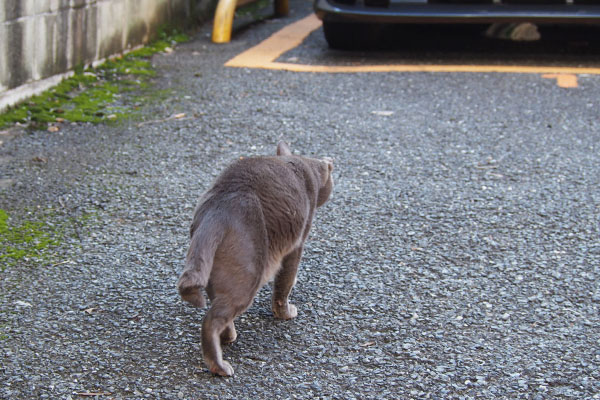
226 14 322 69
225 13 600 86
541 73 578 88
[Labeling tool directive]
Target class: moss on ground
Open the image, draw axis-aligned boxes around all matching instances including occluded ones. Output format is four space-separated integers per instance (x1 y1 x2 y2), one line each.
0 209 95 272
0 209 61 271
0 29 189 131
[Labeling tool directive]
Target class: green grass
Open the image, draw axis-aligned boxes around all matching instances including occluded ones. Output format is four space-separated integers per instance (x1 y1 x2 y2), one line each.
0 209 64 271
0 209 98 272
0 29 189 130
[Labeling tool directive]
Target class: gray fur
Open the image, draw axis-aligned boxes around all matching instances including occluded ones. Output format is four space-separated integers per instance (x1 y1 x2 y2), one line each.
177 141 333 376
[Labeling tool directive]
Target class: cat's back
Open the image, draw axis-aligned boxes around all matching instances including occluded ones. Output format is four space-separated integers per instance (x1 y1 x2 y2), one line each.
212 156 306 196
202 156 313 235
191 156 312 249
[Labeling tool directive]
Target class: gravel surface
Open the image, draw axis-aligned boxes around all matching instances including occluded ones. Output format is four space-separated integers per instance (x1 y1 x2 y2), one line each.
1 1 599 398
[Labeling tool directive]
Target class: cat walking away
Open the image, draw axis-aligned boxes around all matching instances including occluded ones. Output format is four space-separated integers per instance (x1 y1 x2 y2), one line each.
177 141 334 376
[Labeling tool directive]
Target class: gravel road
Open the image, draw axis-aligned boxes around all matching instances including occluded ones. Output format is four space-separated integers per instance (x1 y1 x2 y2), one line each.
1 1 599 398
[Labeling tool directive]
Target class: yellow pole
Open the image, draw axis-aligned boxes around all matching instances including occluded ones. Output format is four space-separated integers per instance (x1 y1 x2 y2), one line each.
212 0 237 43
212 0 289 43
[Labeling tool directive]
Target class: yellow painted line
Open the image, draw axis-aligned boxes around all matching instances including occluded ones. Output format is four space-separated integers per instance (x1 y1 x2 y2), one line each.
226 13 323 68
541 73 579 88
225 13 600 84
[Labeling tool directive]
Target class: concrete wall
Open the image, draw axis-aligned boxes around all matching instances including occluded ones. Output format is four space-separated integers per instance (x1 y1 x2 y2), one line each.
0 0 212 111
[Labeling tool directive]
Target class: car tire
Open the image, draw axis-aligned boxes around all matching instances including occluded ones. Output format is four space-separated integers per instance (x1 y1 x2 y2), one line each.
323 21 383 50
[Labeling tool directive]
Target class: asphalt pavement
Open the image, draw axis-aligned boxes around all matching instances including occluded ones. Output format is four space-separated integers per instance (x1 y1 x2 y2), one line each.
1 0 599 398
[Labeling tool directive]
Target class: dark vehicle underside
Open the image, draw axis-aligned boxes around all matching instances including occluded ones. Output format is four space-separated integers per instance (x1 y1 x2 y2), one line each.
314 0 600 49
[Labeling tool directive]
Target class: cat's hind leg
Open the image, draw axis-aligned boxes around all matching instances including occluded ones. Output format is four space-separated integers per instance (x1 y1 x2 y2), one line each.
201 304 235 376
220 321 237 344
202 269 259 376
201 205 266 376
272 246 302 320
205 285 237 344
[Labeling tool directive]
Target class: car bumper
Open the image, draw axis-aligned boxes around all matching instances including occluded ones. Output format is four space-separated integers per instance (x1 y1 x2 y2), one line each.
314 0 600 24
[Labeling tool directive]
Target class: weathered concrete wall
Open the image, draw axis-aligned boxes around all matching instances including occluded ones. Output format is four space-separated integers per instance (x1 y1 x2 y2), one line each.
0 0 213 111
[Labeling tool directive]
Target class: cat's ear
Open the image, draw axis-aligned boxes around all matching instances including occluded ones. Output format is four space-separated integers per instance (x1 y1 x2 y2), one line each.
277 141 292 156
323 157 334 173
319 158 334 187
316 158 334 206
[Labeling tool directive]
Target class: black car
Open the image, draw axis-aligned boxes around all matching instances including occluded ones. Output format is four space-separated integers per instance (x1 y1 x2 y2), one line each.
314 0 600 49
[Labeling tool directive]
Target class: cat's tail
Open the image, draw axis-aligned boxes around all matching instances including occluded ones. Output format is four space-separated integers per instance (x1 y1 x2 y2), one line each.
177 214 226 308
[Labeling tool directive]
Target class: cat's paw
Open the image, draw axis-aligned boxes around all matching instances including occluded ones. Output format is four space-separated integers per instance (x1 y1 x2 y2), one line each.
209 360 234 377
273 303 297 320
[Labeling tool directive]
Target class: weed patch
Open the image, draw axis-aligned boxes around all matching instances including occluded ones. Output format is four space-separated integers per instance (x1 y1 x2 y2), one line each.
0 29 189 131
0 209 63 271
0 209 96 271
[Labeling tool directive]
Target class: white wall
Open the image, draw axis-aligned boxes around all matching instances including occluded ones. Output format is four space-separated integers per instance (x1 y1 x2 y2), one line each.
0 0 208 111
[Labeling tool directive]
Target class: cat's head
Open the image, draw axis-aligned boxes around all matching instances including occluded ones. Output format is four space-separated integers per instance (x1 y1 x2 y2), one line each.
277 141 333 207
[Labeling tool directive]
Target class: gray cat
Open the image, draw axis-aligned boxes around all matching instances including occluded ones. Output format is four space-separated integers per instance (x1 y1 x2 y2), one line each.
177 141 333 376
